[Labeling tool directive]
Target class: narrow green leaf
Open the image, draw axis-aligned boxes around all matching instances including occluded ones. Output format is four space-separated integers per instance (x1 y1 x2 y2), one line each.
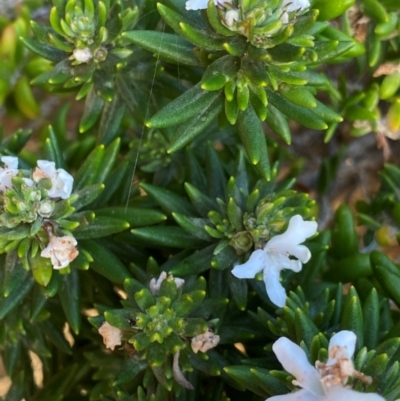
140 182 196 215
168 93 223 153
123 31 202 66
73 216 130 239
267 90 328 130
341 289 364 351
95 207 166 227
79 88 105 133
146 83 222 128
82 239 132 284
169 244 216 276
130 226 207 248
59 269 81 334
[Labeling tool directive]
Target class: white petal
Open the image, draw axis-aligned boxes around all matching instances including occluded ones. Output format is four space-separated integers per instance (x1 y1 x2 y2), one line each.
1 156 18 169
36 160 74 199
281 11 289 23
290 245 311 264
323 387 385 401
272 338 323 396
225 9 239 26
263 265 287 307
231 249 265 279
186 0 209 10
0 170 17 191
174 277 185 289
23 178 34 187
282 0 310 12
73 48 92 63
37 160 56 176
55 168 74 199
268 252 303 273
268 389 318 401
328 330 357 359
267 215 317 255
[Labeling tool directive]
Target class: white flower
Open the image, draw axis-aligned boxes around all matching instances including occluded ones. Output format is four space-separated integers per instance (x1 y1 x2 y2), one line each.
225 9 240 27
98 321 122 351
232 215 317 307
269 331 385 401
73 48 93 63
150 271 185 296
191 329 220 353
33 160 73 199
41 235 79 269
281 0 310 23
0 156 19 192
185 0 232 11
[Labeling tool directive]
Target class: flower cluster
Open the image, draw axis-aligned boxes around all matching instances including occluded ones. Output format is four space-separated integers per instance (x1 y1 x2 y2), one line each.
96 272 219 388
185 0 310 17
185 0 311 47
0 156 78 270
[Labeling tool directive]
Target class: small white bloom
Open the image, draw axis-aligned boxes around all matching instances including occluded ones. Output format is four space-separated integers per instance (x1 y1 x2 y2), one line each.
0 156 19 192
281 0 310 23
225 9 239 27
73 47 93 63
33 160 74 199
150 271 185 296
232 215 317 307
41 235 79 269
191 329 220 353
269 332 385 401
185 0 232 11
98 321 122 351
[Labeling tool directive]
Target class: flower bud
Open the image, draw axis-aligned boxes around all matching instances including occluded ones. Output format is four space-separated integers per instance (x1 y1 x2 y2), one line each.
38 200 55 218
229 231 254 254
94 47 108 62
224 9 240 27
73 47 93 63
150 271 185 296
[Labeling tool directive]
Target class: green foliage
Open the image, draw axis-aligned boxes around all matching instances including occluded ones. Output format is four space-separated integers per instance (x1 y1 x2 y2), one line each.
1 0 400 400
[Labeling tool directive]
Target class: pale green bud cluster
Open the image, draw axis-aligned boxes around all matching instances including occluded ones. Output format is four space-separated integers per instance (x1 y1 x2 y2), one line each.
207 189 314 254
219 0 313 49
0 177 56 228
